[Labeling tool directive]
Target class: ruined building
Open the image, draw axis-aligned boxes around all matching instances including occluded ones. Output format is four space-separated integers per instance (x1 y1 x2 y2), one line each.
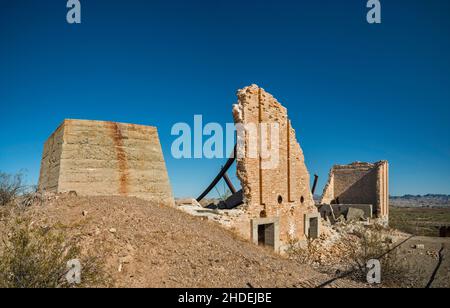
319 161 389 224
38 119 174 206
228 85 320 252
190 86 392 252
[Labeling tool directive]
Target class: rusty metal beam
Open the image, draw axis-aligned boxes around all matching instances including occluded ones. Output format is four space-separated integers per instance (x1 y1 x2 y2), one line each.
311 174 319 195
223 171 237 195
196 145 237 202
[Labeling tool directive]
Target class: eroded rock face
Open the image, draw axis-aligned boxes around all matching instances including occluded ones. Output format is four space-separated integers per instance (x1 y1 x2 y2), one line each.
231 85 319 251
38 119 174 206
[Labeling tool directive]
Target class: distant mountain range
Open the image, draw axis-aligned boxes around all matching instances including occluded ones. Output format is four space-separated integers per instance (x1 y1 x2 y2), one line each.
390 194 450 208
313 194 450 208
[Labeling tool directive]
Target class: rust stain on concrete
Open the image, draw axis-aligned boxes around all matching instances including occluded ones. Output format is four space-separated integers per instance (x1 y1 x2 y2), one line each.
38 119 174 205
107 122 129 195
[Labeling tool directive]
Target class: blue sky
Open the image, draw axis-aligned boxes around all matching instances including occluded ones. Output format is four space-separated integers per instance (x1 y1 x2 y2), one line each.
0 0 449 197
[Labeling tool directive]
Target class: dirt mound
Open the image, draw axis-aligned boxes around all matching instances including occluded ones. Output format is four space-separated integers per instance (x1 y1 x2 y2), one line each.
2 195 363 288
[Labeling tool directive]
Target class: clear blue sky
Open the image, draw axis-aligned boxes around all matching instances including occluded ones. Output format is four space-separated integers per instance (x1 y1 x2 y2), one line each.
0 0 449 197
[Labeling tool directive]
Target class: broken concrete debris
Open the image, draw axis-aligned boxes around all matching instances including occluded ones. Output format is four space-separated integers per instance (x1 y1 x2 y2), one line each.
176 198 202 207
346 208 366 222
318 204 373 224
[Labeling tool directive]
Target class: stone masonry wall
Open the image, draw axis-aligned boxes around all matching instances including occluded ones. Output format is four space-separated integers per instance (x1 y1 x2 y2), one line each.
38 119 174 206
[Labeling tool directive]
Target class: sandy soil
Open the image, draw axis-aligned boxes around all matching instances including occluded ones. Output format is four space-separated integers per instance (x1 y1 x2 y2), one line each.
1 195 363 288
395 236 450 288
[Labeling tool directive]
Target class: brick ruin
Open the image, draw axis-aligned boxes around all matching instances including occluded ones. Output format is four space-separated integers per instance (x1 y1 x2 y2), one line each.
38 119 174 206
37 87 390 253
319 161 389 224
228 85 320 252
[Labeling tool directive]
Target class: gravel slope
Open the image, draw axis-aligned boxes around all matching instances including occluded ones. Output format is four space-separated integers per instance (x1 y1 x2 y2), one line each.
7 195 364 288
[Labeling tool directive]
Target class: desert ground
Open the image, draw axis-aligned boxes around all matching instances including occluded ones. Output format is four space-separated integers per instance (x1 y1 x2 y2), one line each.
387 206 450 288
1 193 448 288
0 195 364 288
390 206 450 236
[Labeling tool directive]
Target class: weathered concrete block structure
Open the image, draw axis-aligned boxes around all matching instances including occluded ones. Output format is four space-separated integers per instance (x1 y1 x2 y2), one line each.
38 119 174 206
231 85 320 252
320 161 389 222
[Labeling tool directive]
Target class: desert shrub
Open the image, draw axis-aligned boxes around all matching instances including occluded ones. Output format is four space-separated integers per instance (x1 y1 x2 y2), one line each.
18 189 44 208
346 226 414 287
378 249 417 287
0 172 26 206
348 226 388 271
287 223 415 287
0 217 110 288
0 172 44 208
0 206 14 222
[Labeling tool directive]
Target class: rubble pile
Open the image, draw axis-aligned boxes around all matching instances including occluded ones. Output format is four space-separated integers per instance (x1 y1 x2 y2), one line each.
289 219 406 272
176 200 246 229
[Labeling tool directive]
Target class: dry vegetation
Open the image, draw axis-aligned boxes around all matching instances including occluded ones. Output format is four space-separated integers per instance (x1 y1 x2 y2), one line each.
390 207 450 236
0 216 109 288
287 222 416 287
0 172 109 288
0 172 26 207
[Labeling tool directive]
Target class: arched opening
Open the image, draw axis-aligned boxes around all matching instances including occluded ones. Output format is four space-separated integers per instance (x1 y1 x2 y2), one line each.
277 195 283 204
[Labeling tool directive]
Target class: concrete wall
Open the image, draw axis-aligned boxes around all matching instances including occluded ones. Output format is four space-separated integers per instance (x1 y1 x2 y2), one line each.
318 204 373 221
320 161 389 221
232 85 319 252
38 119 174 206
38 123 65 192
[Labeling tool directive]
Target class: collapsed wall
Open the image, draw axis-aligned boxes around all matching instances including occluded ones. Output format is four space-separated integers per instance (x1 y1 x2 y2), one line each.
231 85 320 252
320 161 389 221
38 119 175 206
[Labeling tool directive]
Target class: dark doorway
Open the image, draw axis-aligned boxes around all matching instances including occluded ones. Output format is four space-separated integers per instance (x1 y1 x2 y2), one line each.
258 223 275 248
308 217 319 239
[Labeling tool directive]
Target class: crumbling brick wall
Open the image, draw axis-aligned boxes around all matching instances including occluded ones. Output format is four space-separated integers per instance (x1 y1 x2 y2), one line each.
231 85 319 251
38 119 174 206
320 161 389 221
